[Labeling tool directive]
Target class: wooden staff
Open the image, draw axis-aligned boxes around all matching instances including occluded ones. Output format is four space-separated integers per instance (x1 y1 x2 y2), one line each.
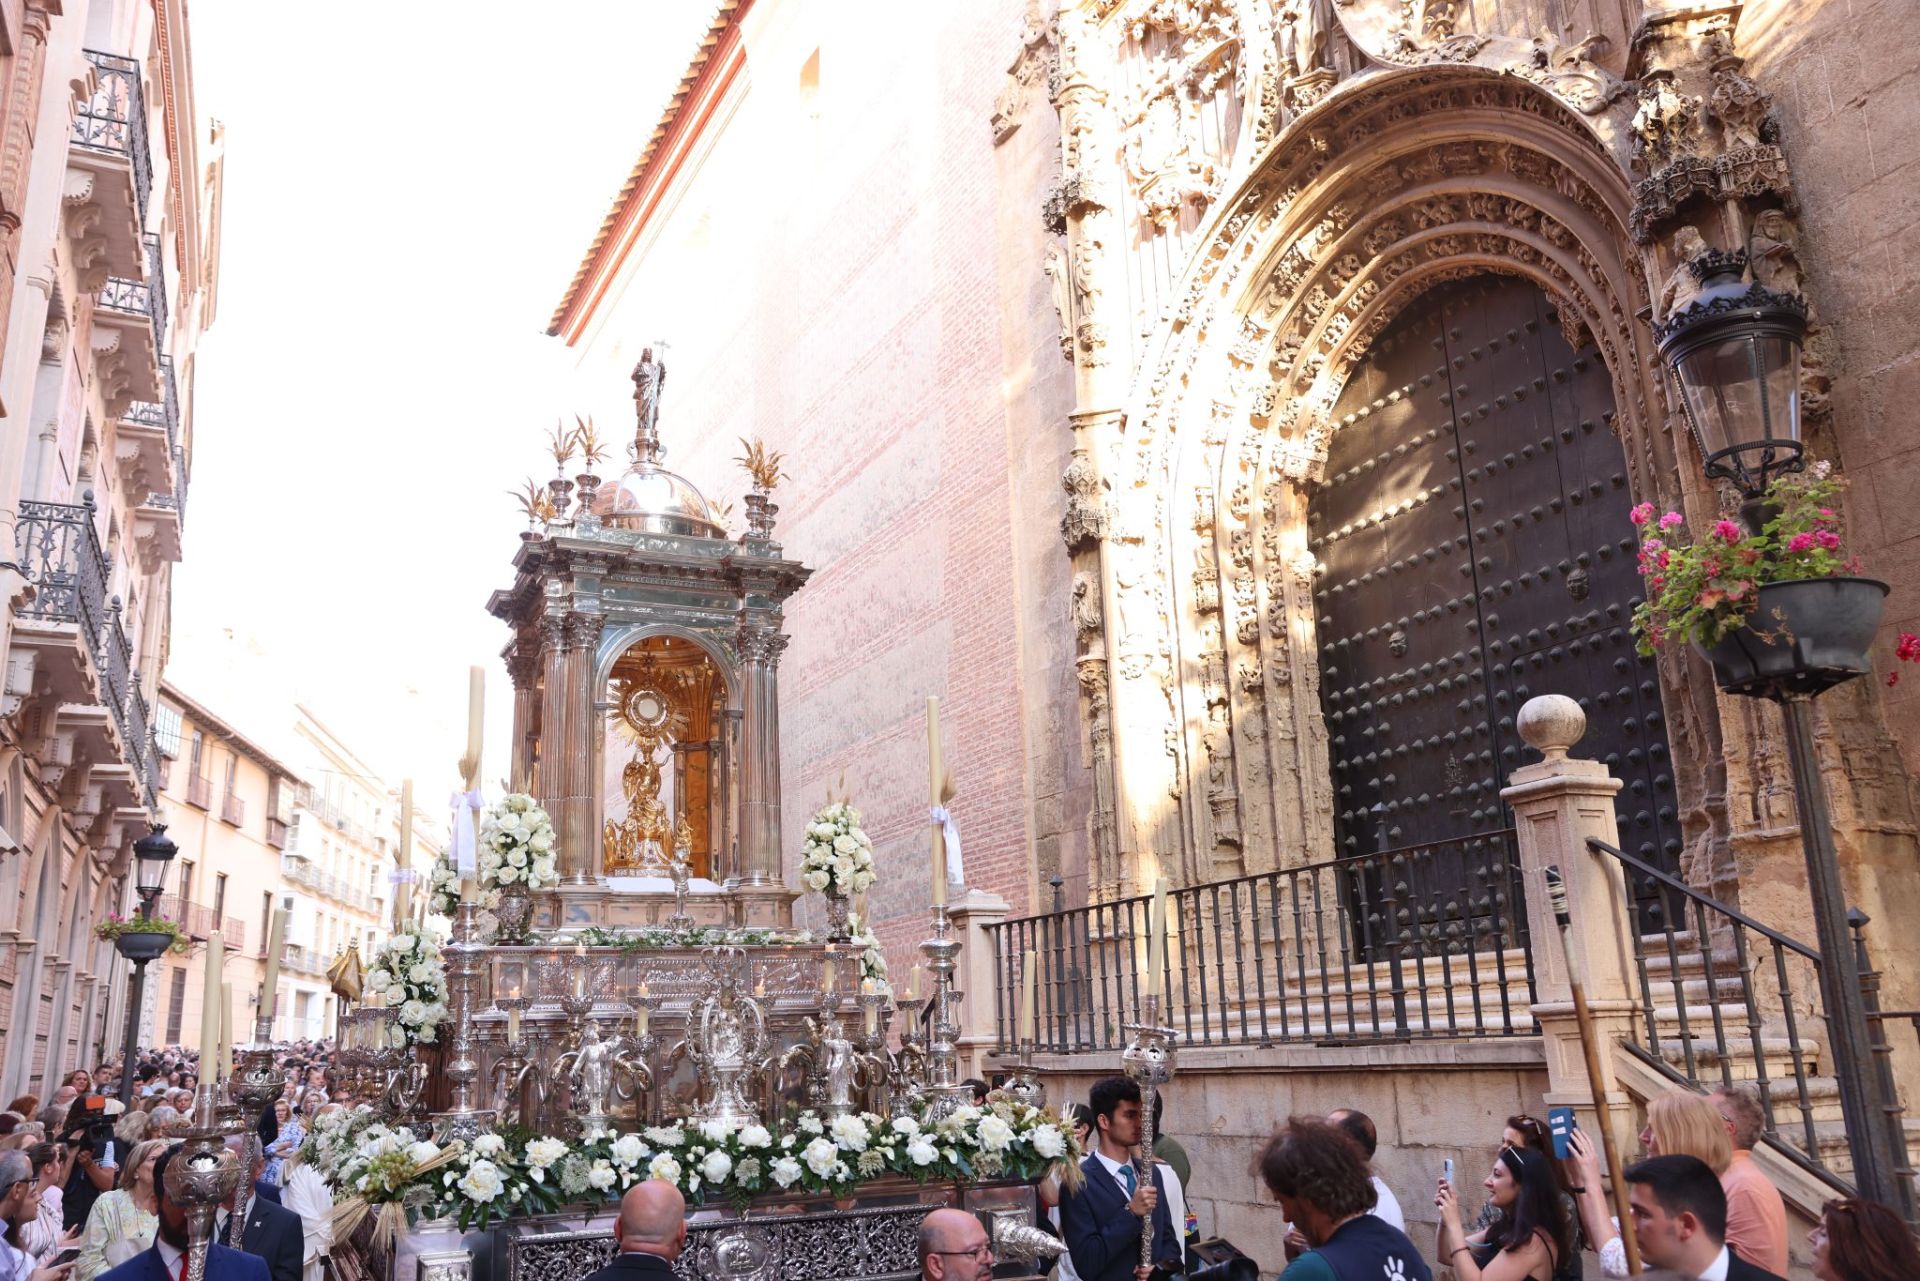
1544 865 1641 1274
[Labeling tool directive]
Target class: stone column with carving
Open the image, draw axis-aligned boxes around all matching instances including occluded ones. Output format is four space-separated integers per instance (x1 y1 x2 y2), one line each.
0 3 56 384
1501 695 1641 1166
735 620 787 887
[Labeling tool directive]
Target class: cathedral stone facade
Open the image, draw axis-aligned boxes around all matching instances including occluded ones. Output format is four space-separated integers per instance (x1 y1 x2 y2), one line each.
534 0 1920 1259
551 0 1920 996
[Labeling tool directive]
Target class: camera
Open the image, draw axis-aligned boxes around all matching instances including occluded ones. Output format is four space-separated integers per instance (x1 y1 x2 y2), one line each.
59 1098 118 1158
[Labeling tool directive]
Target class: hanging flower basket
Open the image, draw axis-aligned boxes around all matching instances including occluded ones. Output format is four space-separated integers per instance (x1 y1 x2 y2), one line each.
1698 576 1889 698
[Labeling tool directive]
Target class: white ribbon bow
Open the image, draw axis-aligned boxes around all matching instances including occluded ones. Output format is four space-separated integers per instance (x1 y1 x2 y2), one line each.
929 805 964 885
450 788 484 877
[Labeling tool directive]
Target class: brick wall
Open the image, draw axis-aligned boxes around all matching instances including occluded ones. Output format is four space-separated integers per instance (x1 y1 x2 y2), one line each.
1741 0 1920 772
568 1 1071 970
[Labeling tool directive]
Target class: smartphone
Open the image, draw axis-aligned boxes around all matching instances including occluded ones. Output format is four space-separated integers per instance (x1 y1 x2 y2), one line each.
1442 1158 1454 1184
1548 1106 1576 1160
52 1249 81 1268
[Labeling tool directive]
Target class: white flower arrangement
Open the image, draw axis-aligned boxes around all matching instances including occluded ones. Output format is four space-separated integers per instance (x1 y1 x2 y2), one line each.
478 793 559 892
799 801 876 899
303 1098 1081 1231
848 913 889 990
364 924 449 1047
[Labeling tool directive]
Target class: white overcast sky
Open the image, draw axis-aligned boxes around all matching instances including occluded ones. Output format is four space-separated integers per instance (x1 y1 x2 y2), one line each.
167 2 714 797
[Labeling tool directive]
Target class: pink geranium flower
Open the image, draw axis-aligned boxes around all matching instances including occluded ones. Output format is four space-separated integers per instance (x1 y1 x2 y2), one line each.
1713 520 1743 541
1787 532 1815 553
1631 502 1655 524
1659 512 1684 530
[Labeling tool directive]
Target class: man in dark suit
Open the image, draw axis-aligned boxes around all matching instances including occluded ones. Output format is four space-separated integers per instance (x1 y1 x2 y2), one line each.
1626 1155 1788 1281
212 1137 303 1281
97 1146 269 1281
579 1180 686 1281
1056 1077 1182 1281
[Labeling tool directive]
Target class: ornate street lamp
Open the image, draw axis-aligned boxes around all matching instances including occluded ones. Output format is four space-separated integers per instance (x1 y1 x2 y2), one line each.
1655 248 1809 517
1654 249 1907 1214
116 824 178 1107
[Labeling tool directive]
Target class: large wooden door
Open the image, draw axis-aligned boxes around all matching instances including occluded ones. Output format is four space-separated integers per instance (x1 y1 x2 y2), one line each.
1308 276 1679 915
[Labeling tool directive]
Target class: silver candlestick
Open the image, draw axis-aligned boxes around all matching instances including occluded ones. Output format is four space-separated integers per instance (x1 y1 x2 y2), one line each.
432 898 496 1142
994 1039 1046 1109
166 1082 247 1281
1121 992 1179 1275
917 904 973 1121
887 996 929 1118
229 1018 284 1187
488 1014 547 1128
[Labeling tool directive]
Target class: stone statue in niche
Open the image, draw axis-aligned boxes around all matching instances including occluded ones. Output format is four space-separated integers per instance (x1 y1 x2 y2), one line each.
1279 0 1336 77
1709 65 1773 152
1044 243 1073 359
1071 572 1104 642
1747 210 1803 296
1657 226 1711 320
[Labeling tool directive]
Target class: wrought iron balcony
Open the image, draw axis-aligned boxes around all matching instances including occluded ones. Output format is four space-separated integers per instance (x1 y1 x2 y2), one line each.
12 499 163 806
186 771 212 809
151 895 246 949
266 815 288 849
279 944 329 977
220 790 245 827
92 235 166 404
69 51 152 278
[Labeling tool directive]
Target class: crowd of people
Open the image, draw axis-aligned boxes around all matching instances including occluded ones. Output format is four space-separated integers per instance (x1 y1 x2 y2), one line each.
0 1044 337 1281
8 1049 1920 1281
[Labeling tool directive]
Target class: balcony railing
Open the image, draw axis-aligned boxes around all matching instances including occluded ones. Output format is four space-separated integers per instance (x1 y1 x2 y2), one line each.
71 51 152 228
14 499 161 804
186 772 211 809
220 791 245 827
151 895 246 950
266 816 288 850
987 829 1536 1054
280 943 329 977
95 235 167 359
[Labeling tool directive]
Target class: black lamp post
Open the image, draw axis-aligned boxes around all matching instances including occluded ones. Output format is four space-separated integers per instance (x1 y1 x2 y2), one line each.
115 824 178 1107
1656 248 1908 1214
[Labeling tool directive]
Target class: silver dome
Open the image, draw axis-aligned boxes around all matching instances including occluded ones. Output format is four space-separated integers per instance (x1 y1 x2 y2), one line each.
594 462 726 538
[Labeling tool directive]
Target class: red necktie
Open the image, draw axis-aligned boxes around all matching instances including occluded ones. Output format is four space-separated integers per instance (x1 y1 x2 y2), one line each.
174 1254 187 1281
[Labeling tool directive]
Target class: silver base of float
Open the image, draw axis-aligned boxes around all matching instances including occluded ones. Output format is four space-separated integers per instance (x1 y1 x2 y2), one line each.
394 1178 1051 1281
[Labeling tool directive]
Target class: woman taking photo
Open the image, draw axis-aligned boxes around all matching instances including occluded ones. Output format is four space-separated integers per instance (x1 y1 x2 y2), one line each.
1436 1146 1572 1280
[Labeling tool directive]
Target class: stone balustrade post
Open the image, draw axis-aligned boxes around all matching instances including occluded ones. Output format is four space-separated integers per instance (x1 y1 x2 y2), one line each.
1501 694 1642 1163
946 888 1012 1076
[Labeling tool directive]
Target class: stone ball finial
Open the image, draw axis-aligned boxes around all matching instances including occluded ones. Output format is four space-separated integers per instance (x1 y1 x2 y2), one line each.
1516 694 1586 763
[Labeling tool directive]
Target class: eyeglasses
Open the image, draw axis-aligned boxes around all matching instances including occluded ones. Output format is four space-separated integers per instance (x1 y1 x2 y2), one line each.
933 1245 995 1261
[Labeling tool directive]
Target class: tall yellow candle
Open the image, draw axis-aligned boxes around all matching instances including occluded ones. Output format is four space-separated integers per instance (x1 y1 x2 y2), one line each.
463 668 484 790
398 779 414 926
260 908 288 1030
507 1004 522 1042
1020 950 1037 1042
908 965 920 1000
198 935 223 1068
220 981 235 1077
1146 877 1168 998
928 697 946 908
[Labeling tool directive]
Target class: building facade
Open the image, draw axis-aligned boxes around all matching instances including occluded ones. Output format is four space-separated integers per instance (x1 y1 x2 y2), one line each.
0 0 217 1098
543 0 1920 1259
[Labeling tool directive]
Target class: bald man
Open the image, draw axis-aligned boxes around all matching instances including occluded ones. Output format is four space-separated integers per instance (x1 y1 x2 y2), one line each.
581 1180 686 1281
918 1208 995 1281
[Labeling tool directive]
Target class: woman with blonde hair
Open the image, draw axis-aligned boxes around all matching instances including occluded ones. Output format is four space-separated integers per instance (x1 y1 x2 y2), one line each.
1641 1090 1732 1174
109 1111 148 1148
72 1137 165 1281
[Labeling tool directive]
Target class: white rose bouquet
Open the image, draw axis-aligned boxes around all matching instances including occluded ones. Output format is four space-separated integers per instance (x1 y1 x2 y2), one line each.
365 924 449 1047
799 800 877 898
425 852 462 918
477 793 559 892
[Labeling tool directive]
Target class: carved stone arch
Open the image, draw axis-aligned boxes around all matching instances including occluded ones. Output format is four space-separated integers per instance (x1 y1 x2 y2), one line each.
1127 64 1726 883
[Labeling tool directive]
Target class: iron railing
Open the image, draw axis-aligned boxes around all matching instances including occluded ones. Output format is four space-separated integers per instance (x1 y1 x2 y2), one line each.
95 235 167 356
186 772 212 809
14 500 160 804
151 896 245 950
987 829 1536 1054
1588 836 1911 1198
220 790 245 827
71 50 152 227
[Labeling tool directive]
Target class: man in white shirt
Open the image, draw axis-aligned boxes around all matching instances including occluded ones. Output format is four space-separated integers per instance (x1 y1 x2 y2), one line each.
1326 1109 1405 1232
1625 1155 1786 1281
